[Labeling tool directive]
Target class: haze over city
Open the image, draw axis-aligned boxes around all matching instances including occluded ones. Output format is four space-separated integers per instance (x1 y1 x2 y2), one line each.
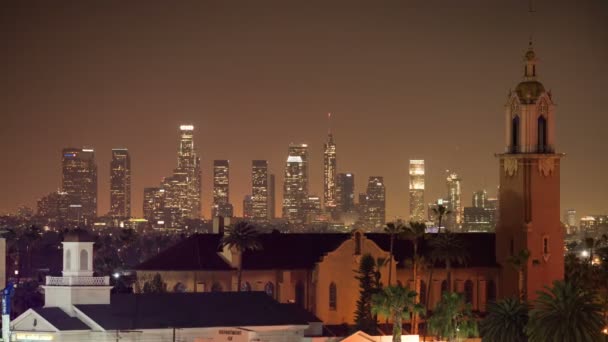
1 0 607 219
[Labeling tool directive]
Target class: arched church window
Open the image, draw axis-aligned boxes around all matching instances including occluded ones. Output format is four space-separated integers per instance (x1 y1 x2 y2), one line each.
419 280 427 305
464 280 474 304
487 280 496 303
65 249 71 271
538 116 547 152
354 232 361 255
80 249 88 271
264 282 275 297
543 237 549 255
329 282 337 311
441 280 448 296
512 116 520 153
241 281 252 291
295 281 305 308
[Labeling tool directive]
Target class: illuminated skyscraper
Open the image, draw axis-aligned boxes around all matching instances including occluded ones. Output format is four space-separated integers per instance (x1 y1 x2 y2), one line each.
62 147 97 223
212 160 232 217
564 209 576 232
243 195 253 219
472 189 487 208
176 124 202 219
323 122 337 210
37 191 71 223
445 171 462 230
143 187 165 226
252 160 269 220
366 176 386 229
268 174 276 219
409 160 425 222
283 144 308 223
336 173 355 213
110 149 131 217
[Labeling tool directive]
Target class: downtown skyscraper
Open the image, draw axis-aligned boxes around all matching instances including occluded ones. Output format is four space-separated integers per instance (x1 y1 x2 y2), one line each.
212 160 233 217
409 160 425 222
252 160 270 220
62 147 97 223
365 176 386 229
110 148 131 217
323 127 337 211
445 171 462 230
282 144 309 223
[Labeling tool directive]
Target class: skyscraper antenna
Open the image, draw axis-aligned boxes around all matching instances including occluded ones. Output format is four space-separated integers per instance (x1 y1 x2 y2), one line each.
327 112 332 135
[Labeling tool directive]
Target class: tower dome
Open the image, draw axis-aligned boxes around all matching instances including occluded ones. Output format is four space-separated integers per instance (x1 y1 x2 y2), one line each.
515 42 545 104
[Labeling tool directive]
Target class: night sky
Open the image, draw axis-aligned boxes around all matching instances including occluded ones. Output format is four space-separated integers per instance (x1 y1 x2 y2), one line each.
1 1 607 220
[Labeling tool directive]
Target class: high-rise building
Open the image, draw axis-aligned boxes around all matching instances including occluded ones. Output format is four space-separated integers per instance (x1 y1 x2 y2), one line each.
243 195 253 219
268 174 276 220
212 160 232 217
37 191 71 223
445 171 462 230
336 173 355 213
496 42 564 301
143 187 165 226
472 189 487 208
409 160 425 222
282 144 308 223
110 149 131 218
304 195 322 223
62 147 97 223
252 160 270 220
176 125 202 219
366 176 386 229
323 128 337 210
564 209 576 231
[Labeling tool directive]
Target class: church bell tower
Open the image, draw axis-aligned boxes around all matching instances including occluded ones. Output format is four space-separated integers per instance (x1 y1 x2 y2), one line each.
496 42 564 301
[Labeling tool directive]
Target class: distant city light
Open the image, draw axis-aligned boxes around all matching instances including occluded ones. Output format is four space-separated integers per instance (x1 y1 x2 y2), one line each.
113 272 120 279
581 250 589 258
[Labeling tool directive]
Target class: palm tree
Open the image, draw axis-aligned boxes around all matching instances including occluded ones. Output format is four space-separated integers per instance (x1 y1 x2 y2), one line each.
371 284 423 342
429 232 468 292
480 297 528 342
527 280 604 342
404 220 426 334
432 204 451 231
384 221 405 286
507 249 530 301
428 292 478 342
220 221 262 292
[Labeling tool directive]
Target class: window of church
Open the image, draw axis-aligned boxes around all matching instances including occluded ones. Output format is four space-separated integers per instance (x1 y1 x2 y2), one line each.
354 232 361 255
464 280 474 304
80 249 88 271
329 282 337 311
65 249 71 271
487 280 496 303
296 281 305 308
264 282 274 297
511 116 520 153
441 280 448 296
543 237 549 255
419 281 427 305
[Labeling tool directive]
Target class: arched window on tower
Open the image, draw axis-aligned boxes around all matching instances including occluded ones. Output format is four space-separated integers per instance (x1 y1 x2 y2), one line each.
329 282 337 311
512 116 520 153
441 280 448 296
419 280 427 306
295 281 305 308
80 249 88 271
65 249 71 271
487 280 496 303
538 116 547 153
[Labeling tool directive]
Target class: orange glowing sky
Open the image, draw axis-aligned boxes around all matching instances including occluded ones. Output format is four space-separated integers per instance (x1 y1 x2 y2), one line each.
1 1 607 220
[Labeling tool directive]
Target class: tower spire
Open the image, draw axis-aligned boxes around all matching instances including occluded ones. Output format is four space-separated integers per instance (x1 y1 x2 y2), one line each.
327 112 332 135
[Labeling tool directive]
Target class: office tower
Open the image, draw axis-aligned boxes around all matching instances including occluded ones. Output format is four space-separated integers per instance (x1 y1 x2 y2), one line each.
282 144 308 223
564 209 576 229
463 206 493 232
472 189 487 208
176 125 202 219
304 195 322 223
110 149 131 217
336 173 355 213
143 187 166 225
445 171 462 230
268 174 276 220
323 128 337 210
366 176 386 229
243 195 253 219
212 160 232 217
251 160 270 220
409 160 425 222
62 147 97 223
37 191 71 223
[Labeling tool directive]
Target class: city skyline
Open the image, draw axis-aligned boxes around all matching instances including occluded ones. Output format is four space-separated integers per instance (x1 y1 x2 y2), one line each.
1 1 607 220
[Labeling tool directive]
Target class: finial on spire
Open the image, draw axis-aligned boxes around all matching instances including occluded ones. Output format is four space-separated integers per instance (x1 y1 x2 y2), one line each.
327 112 332 135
